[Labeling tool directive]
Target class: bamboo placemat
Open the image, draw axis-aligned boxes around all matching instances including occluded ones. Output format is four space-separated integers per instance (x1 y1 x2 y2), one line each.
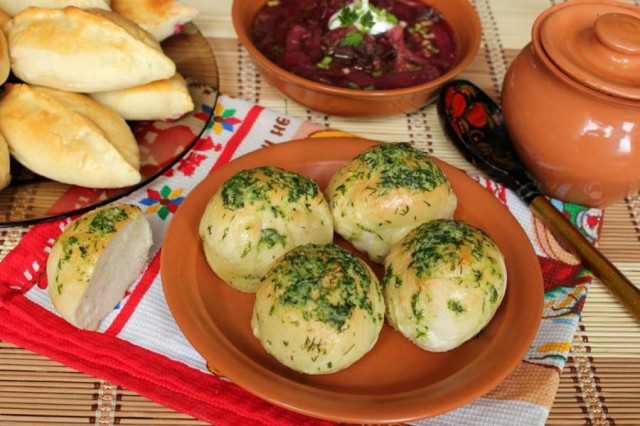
2 0 640 424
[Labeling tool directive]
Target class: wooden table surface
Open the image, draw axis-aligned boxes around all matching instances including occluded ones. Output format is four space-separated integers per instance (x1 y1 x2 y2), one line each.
1 0 640 425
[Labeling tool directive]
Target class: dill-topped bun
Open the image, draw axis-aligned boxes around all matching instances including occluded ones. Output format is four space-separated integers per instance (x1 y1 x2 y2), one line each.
199 167 333 293
252 243 385 374
325 143 457 264
47 204 153 330
384 219 507 352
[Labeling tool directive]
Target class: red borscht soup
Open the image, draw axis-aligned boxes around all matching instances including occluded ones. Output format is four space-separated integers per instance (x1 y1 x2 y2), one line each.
252 0 457 90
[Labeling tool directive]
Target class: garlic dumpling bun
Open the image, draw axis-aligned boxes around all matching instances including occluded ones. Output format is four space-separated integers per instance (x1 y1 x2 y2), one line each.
325 143 457 264
199 166 333 293
384 219 507 352
252 243 385 374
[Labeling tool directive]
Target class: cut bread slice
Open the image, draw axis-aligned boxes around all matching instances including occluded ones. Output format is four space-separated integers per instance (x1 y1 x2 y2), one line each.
5 6 176 92
47 204 153 330
0 84 141 188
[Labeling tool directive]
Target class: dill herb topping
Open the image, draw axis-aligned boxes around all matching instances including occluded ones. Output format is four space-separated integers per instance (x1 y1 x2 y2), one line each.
272 243 376 331
404 219 498 279
353 143 448 192
382 265 403 288
258 228 287 250
220 167 319 212
411 290 424 321
88 207 129 235
447 299 466 315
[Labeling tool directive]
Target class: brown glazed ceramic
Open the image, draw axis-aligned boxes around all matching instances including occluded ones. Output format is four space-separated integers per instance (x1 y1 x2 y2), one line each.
161 138 544 423
232 0 481 117
502 0 640 207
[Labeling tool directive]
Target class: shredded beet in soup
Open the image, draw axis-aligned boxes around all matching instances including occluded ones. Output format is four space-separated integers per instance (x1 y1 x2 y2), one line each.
252 0 457 90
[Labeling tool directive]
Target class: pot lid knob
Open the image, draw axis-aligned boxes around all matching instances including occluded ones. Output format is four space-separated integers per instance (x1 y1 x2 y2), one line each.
594 13 640 55
539 1 640 100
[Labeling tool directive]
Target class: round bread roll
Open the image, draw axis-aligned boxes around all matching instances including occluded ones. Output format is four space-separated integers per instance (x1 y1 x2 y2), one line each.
252 243 385 374
47 204 153 330
325 142 457 264
5 7 175 92
199 166 333 293
89 73 194 121
0 84 141 188
384 219 507 352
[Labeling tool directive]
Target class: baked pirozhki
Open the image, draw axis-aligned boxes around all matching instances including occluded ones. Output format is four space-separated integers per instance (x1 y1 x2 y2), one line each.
0 132 10 191
252 243 385 374
111 0 199 41
47 204 153 330
5 7 176 92
0 0 110 16
0 84 141 188
35 85 140 170
384 219 507 352
90 73 194 121
325 142 457 264
199 166 333 293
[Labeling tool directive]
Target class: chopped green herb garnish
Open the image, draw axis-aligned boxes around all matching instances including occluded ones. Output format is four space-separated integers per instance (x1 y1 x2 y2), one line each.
273 244 376 331
88 207 129 235
448 299 466 315
258 228 287 250
341 30 363 47
337 5 359 27
316 55 333 70
220 167 319 210
411 290 424 321
359 10 375 29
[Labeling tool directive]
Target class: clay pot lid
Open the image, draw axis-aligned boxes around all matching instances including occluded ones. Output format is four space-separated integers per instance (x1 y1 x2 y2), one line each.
539 1 640 100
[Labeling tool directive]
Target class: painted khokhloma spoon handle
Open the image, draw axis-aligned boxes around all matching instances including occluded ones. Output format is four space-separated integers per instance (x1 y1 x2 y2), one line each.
530 196 640 322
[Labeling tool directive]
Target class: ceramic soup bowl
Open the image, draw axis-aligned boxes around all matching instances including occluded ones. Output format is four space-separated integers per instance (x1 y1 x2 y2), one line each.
233 0 481 117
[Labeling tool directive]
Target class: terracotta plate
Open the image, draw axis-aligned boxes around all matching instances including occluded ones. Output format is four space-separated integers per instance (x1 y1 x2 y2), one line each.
161 137 544 423
0 23 219 227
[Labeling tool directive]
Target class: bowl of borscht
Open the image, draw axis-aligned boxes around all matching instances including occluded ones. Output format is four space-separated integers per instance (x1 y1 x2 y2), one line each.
232 0 481 117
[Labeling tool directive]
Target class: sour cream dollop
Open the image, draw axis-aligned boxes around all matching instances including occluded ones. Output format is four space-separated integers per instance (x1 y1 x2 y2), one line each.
328 0 398 35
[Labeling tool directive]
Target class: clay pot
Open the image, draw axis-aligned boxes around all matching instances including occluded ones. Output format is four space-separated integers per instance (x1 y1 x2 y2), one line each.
502 0 640 207
232 0 481 117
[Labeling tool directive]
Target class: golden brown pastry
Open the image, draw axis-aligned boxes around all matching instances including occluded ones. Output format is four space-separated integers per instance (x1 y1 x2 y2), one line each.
199 167 334 293
35 85 140 170
325 142 457 264
111 0 199 41
89 73 194 121
5 7 176 92
384 219 507 352
0 0 110 16
0 20 8 85
0 84 141 188
47 204 153 330
0 8 9 26
252 243 385 374
0 132 10 190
